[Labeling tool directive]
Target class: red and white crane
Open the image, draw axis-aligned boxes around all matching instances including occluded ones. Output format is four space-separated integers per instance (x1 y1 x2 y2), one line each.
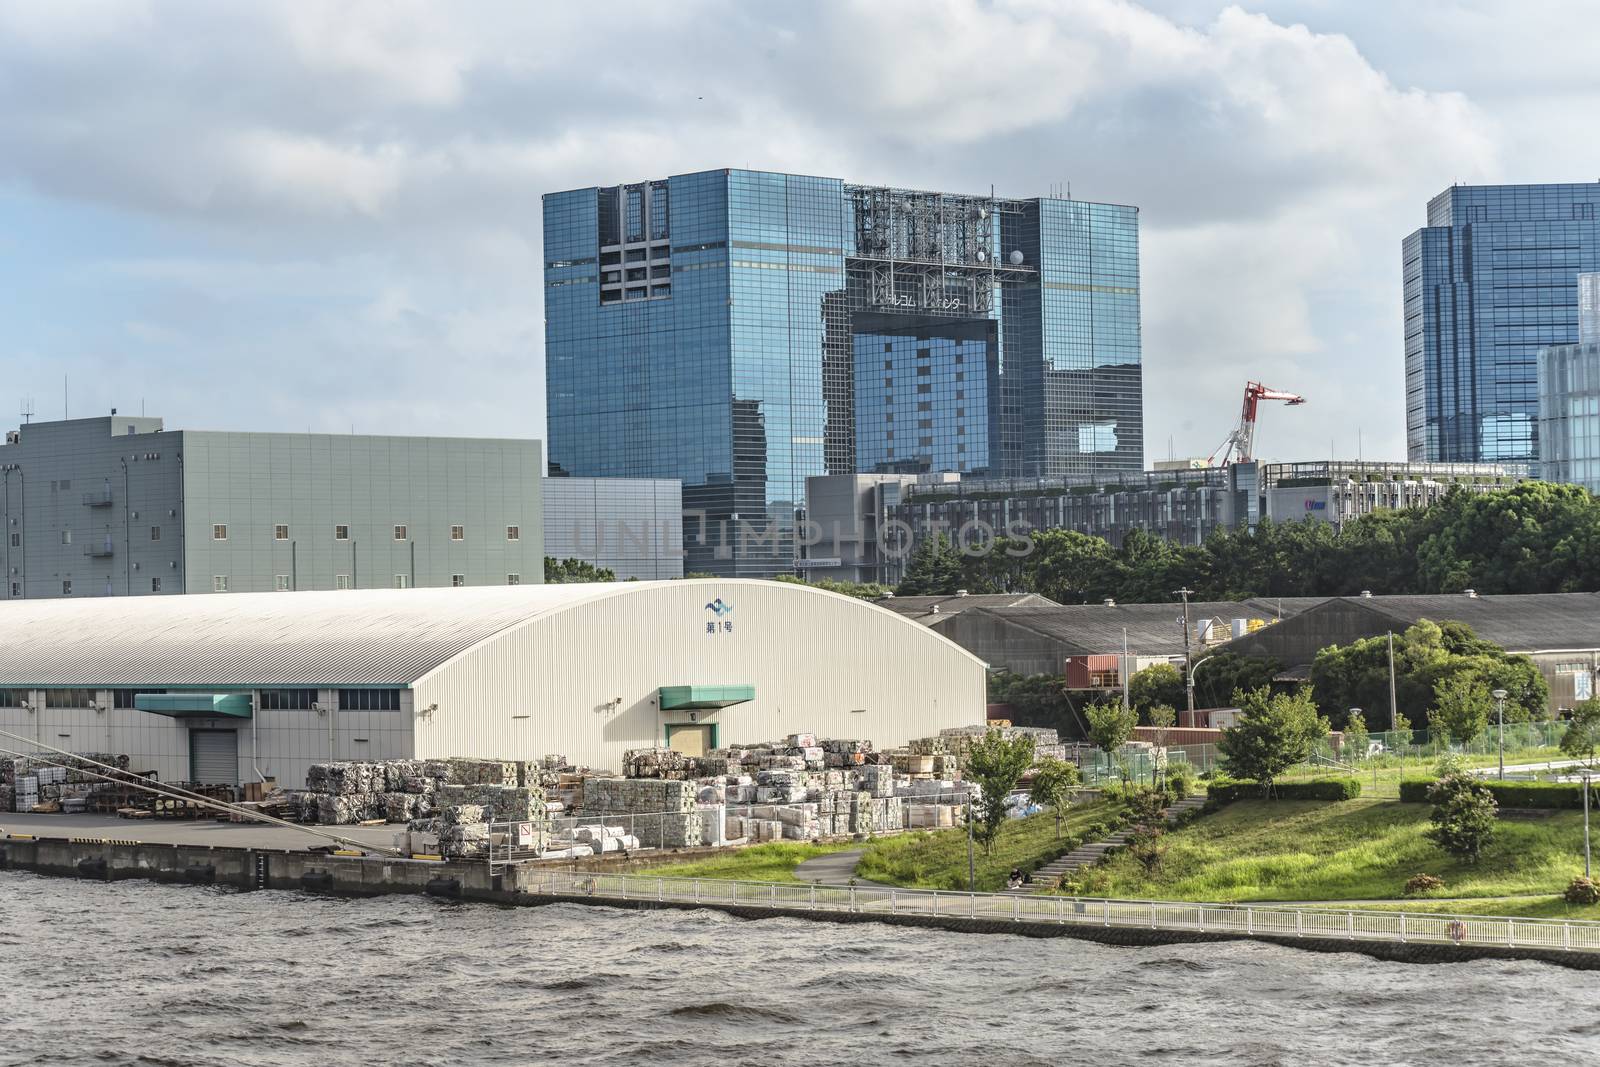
1208 380 1306 466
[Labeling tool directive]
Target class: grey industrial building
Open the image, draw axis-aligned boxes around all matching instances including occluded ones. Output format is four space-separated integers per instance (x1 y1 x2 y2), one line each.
542 476 683 580
800 460 1514 580
911 597 1325 681
0 415 545 599
1219 592 1600 716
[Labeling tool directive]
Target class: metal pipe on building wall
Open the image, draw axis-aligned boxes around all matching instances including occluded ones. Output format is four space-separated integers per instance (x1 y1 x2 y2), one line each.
121 457 131 595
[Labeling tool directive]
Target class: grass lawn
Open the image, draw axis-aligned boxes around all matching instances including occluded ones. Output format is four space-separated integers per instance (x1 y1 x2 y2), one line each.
1276 748 1572 797
1072 798 1593 912
856 797 1126 893
1344 896 1600 922
642 841 858 883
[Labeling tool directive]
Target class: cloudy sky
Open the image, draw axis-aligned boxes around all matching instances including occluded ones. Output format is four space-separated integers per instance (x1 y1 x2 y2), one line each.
2 0 1595 463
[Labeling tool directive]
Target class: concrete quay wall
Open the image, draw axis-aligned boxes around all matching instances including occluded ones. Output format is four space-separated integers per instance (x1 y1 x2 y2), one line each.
1 834 1594 972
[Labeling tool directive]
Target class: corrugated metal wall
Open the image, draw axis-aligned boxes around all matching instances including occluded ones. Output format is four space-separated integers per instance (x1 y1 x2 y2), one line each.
412 580 986 771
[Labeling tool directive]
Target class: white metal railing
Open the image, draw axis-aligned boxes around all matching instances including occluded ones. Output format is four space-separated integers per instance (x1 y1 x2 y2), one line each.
511 868 1600 955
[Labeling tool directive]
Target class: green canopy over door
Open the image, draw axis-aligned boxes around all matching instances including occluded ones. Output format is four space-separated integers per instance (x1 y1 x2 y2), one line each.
657 684 755 710
135 693 253 718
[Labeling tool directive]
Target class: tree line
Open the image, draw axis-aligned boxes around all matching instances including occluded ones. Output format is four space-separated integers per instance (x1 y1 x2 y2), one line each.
898 481 1600 602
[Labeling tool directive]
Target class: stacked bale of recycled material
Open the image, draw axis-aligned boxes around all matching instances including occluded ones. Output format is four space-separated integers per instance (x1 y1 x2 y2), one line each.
580 777 703 848
2 753 130 812
300 756 555 827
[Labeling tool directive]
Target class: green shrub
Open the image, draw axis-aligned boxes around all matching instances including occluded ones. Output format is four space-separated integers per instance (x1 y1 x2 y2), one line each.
1404 872 1445 895
1401 777 1600 810
1207 776 1362 804
1566 876 1600 905
1399 778 1434 803
1167 766 1195 798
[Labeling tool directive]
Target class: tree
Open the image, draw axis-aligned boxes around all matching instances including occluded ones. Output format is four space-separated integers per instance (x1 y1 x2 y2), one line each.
1145 702 1177 754
1390 707 1414 751
986 672 1079 739
1191 652 1281 711
962 730 1037 856
1429 673 1492 746
1028 757 1080 839
1426 773 1498 862
895 534 963 596
1129 663 1185 713
1084 699 1138 760
1342 710 1370 763
1312 620 1546 732
1216 686 1328 795
771 575 890 600
1560 698 1600 767
544 557 616 583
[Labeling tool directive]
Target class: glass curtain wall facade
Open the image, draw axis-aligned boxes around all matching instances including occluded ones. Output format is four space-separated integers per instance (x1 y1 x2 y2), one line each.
1404 183 1600 474
545 169 1142 577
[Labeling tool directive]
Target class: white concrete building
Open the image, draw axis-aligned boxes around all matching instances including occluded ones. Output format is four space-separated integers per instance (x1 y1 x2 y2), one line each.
0 580 985 789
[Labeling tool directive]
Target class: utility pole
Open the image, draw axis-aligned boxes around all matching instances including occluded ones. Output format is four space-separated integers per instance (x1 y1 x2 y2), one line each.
1175 587 1195 713
1122 627 1130 710
1492 689 1508 780
1387 631 1398 731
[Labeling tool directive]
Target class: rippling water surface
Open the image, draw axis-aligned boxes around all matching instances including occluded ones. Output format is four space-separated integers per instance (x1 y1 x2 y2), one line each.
0 871 1596 1066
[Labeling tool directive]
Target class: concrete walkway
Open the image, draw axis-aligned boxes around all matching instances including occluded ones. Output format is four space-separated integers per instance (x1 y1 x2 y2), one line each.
793 848 889 887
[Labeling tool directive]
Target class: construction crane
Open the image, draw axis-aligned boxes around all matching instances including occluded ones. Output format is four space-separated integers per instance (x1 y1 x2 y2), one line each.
1208 380 1306 466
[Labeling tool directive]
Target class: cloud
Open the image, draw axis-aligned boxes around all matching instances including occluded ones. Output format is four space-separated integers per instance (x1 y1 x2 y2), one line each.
0 0 1547 465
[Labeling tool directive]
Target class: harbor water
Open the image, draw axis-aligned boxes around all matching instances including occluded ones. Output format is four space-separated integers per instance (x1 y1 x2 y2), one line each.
0 870 1595 1066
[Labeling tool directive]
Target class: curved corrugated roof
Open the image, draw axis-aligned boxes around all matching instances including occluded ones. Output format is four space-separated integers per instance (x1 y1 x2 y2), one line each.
0 583 654 688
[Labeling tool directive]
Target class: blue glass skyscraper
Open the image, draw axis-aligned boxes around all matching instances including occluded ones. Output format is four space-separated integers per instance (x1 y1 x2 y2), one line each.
544 169 1141 576
1404 183 1600 473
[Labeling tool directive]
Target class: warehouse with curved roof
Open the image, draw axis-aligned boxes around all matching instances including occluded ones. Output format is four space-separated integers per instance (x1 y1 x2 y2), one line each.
0 580 986 788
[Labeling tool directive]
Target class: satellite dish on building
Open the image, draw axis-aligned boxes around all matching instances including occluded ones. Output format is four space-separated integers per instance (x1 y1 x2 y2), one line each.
1009 250 1025 265
975 249 987 263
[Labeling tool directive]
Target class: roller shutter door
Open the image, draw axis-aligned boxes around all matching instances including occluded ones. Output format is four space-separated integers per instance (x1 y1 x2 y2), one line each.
189 729 239 785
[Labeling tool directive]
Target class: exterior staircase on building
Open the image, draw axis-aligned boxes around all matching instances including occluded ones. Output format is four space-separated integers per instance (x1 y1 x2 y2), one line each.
1004 793 1208 895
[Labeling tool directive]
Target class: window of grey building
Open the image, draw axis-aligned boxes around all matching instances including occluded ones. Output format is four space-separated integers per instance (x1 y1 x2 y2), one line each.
0 689 24 707
259 689 317 711
393 524 407 541
60 529 71 545
150 577 161 592
8 532 17 547
450 525 464 541
506 525 520 541
150 526 160 541
213 576 229 592
274 575 290 591
339 689 400 711
507 573 521 585
451 573 464 587
9 582 19 597
61 580 71 595
113 688 165 709
335 574 351 590
274 524 289 540
212 524 227 540
335 524 350 540
394 574 409 588
46 688 94 708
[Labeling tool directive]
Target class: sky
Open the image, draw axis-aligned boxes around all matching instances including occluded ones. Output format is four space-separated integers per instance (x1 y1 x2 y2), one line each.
2 0 1598 464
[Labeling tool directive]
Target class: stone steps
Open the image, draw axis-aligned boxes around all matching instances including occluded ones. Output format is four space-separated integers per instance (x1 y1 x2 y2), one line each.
1001 794 1208 895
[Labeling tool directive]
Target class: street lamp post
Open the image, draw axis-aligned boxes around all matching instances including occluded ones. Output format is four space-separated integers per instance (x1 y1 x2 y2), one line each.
1491 688 1508 781
1583 769 1592 880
